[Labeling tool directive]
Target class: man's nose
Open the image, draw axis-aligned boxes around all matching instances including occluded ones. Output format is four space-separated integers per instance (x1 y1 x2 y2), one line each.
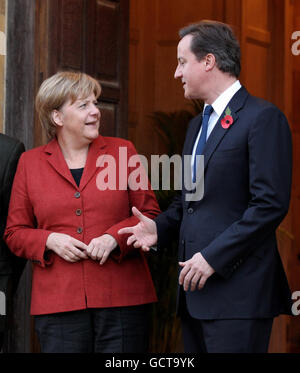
174 65 181 79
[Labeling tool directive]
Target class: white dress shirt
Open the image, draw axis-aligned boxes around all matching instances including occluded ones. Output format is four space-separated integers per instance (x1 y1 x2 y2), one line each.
191 80 242 173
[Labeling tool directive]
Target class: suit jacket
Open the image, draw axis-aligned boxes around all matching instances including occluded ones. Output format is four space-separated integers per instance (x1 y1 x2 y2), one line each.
4 135 160 315
0 133 25 332
155 86 293 319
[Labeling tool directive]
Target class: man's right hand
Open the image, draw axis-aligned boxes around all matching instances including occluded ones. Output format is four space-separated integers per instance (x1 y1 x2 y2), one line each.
118 207 158 251
46 232 89 262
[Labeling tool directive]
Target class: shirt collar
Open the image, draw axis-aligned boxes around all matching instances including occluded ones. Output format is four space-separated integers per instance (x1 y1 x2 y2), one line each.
204 80 242 117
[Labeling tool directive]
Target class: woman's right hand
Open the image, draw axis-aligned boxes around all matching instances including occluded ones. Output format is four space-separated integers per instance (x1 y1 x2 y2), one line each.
46 233 89 262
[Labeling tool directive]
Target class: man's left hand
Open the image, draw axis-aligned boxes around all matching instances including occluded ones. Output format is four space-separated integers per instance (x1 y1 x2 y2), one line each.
179 252 215 291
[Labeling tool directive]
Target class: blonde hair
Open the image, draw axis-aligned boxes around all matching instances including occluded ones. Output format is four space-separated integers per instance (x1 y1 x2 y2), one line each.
35 71 101 140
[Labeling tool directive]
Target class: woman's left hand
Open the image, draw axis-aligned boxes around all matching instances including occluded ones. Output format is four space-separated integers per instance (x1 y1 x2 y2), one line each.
86 234 118 265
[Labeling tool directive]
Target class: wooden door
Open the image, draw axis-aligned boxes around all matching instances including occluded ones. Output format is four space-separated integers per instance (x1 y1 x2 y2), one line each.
35 0 129 146
237 0 294 353
129 0 297 353
5 0 129 352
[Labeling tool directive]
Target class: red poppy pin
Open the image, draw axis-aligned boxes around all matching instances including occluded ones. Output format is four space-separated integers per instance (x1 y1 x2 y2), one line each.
221 107 234 129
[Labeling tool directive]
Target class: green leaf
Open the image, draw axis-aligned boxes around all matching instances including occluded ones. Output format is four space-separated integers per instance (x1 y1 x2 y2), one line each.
225 106 231 116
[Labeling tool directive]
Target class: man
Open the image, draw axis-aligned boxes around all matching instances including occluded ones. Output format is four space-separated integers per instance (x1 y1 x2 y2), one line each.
0 133 25 350
119 20 293 353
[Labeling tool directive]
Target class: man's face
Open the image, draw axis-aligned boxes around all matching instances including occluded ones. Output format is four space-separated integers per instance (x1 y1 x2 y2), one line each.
174 34 207 100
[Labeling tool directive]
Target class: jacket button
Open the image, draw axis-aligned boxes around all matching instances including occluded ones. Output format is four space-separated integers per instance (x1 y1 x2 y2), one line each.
181 240 185 245
187 208 194 214
75 209 82 216
74 192 81 198
77 227 83 234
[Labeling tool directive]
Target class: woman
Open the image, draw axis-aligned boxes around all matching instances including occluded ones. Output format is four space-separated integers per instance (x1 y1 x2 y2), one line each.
4 71 160 353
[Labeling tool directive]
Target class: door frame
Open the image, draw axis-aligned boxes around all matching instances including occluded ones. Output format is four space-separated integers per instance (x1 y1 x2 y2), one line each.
4 0 36 353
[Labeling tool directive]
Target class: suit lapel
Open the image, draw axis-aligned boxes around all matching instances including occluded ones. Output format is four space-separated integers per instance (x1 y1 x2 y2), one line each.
202 86 249 171
45 138 76 187
182 115 202 206
79 135 107 191
184 86 249 206
44 136 107 190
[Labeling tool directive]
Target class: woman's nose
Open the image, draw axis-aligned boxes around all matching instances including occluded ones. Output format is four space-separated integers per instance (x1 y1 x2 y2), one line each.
91 103 100 116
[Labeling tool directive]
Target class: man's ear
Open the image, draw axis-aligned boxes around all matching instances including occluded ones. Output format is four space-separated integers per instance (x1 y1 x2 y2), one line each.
51 110 63 127
204 53 216 71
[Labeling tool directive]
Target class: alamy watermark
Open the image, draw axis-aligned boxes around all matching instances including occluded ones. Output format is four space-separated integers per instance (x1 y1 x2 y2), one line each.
95 147 204 202
292 291 300 316
291 31 300 56
0 291 5 316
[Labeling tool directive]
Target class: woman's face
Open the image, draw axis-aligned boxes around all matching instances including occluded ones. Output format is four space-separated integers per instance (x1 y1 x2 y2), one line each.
54 93 101 145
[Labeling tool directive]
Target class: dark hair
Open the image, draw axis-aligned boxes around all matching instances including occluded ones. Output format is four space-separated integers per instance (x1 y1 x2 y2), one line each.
179 20 241 77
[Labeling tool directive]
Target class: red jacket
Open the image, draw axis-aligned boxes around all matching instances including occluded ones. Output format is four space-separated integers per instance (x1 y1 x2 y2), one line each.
5 136 160 315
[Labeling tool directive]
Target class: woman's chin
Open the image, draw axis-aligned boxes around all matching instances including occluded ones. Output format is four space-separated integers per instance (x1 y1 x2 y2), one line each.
85 126 100 139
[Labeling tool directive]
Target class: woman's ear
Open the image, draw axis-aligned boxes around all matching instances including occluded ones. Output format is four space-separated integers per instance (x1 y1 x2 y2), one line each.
51 110 63 127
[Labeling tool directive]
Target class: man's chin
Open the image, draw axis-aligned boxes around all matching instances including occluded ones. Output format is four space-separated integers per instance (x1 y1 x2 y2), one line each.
184 91 194 100
184 90 200 100
184 90 191 100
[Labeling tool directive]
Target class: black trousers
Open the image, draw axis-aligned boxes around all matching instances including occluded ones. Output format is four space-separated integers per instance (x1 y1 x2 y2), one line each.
180 294 273 353
0 332 3 351
34 304 151 353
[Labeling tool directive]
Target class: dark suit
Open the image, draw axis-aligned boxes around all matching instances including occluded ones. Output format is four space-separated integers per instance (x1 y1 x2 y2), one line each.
155 86 292 351
0 133 25 347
